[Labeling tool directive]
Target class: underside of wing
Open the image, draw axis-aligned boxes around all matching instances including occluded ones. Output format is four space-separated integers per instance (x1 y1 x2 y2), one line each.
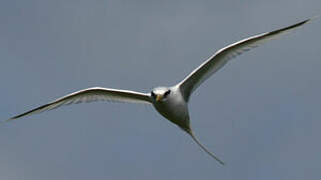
6 87 152 121
179 18 312 101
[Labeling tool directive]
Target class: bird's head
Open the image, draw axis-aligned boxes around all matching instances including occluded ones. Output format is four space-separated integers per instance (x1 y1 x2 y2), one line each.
151 87 171 102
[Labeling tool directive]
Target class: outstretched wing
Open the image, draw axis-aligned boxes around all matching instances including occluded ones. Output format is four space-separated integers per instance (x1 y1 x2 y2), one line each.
178 18 311 101
6 87 152 121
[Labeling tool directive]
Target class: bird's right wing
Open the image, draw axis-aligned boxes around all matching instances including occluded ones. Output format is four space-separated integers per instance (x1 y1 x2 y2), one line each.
5 87 152 122
178 18 312 101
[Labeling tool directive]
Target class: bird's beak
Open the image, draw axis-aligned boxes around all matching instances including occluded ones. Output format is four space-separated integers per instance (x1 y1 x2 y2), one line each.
156 95 163 102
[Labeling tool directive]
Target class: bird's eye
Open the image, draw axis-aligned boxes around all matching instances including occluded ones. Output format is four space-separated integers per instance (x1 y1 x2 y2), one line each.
151 91 156 98
164 90 171 97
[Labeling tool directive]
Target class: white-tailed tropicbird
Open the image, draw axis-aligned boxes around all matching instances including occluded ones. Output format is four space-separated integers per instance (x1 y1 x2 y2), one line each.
4 18 313 165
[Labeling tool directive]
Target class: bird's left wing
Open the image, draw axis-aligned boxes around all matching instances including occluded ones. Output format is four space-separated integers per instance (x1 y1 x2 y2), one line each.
178 18 312 101
5 87 152 122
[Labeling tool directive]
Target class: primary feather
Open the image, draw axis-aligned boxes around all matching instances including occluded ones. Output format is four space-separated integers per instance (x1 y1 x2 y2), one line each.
6 87 151 122
179 18 311 101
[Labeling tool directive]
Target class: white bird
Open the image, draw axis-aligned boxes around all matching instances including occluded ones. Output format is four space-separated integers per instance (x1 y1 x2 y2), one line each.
4 18 312 165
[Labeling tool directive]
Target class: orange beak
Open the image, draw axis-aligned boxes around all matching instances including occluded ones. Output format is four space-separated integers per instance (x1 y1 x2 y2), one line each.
156 95 163 102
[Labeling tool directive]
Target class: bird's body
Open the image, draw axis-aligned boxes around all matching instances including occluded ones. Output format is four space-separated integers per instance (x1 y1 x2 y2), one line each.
152 86 190 132
3 17 314 165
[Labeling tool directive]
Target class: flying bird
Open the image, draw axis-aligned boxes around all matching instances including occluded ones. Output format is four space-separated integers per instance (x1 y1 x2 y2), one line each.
4 18 312 165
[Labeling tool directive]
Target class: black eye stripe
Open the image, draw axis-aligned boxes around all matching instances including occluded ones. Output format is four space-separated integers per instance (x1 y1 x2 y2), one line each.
151 91 156 97
164 90 171 97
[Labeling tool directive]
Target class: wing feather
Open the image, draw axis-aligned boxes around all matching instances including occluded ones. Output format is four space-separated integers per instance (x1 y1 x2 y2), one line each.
6 87 152 121
179 18 312 101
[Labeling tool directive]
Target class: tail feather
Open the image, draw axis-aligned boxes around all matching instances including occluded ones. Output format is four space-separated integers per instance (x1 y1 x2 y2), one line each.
186 129 225 165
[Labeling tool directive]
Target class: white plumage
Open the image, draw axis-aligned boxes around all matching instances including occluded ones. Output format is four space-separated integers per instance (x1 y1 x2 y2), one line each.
5 18 313 165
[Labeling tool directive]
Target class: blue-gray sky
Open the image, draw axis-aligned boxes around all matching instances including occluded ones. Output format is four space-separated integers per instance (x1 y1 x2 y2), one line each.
1 0 321 179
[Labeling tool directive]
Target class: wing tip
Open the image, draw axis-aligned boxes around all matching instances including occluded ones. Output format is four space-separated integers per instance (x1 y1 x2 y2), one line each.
1 112 29 126
310 14 321 22
0 118 13 126
261 16 314 40
289 15 319 27
277 17 310 32
289 14 320 28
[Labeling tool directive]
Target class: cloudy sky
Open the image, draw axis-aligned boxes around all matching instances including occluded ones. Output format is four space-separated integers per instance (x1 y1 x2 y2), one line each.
1 0 321 179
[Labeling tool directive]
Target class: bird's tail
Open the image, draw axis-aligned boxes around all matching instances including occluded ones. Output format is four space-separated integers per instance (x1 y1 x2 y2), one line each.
185 129 225 165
